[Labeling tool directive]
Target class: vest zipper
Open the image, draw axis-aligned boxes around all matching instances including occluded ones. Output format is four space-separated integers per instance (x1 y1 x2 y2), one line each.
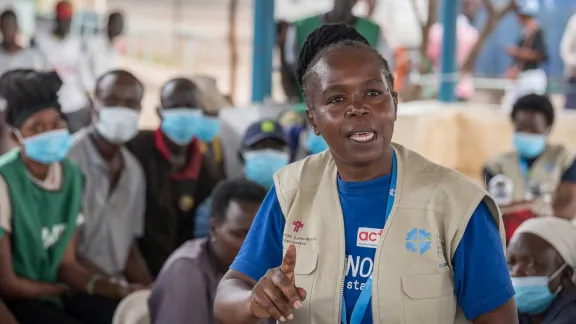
340 256 347 323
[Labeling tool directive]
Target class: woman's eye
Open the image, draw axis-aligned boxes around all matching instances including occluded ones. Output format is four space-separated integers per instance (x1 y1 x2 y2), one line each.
366 90 382 96
328 96 344 104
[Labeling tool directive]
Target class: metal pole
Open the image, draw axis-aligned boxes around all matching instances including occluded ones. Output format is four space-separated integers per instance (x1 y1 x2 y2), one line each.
438 0 459 103
251 0 275 103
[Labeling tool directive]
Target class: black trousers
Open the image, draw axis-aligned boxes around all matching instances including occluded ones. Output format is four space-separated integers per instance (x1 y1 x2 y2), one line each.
6 294 119 324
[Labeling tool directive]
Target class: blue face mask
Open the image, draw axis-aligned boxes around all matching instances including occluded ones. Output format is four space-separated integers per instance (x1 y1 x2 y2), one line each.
305 131 328 154
19 129 73 164
512 264 567 315
161 108 203 146
514 132 546 159
196 116 220 143
244 149 289 188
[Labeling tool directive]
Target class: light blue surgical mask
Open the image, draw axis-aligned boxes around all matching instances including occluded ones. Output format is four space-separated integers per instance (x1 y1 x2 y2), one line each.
305 131 328 154
18 129 73 164
512 264 567 315
161 108 203 146
95 106 140 144
196 116 220 143
244 149 289 188
513 132 546 159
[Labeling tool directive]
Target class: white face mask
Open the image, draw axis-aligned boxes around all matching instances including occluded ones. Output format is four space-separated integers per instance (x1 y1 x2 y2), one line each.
95 106 140 144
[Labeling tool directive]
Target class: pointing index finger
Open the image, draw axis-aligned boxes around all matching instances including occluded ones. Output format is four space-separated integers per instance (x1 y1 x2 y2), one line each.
280 245 297 278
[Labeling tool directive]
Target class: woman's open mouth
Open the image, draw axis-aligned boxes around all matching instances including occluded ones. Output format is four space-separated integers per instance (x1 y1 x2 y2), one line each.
348 131 376 144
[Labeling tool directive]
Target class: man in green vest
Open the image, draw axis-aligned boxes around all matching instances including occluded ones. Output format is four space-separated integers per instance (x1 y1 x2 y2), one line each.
0 70 140 324
282 0 394 102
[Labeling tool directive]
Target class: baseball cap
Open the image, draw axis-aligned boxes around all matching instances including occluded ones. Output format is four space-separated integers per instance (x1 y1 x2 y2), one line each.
55 1 73 20
242 119 287 149
517 0 539 16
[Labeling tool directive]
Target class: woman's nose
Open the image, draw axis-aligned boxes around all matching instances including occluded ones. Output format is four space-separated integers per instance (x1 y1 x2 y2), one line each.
346 103 371 117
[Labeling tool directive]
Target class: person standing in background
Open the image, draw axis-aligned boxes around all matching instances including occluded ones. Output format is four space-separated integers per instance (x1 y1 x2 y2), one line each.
560 12 576 110
0 9 48 155
0 10 46 76
82 12 124 94
502 0 548 110
282 0 394 102
149 179 268 324
126 77 219 277
33 1 92 133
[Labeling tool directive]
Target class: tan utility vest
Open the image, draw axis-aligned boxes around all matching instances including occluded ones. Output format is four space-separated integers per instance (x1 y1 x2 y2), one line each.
485 144 574 203
273 143 504 324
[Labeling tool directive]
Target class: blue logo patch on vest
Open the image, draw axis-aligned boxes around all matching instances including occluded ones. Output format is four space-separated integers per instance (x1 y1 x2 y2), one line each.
405 228 432 255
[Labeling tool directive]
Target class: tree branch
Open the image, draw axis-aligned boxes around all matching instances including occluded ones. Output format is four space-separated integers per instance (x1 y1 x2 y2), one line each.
462 0 516 73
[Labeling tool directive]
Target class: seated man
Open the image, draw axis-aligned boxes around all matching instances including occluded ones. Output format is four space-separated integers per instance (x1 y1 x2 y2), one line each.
0 70 135 324
193 119 290 238
126 77 220 277
149 179 267 324
67 70 153 286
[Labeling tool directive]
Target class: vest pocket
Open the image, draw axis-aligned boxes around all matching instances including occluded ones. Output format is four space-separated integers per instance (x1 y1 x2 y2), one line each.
291 250 318 324
401 271 457 324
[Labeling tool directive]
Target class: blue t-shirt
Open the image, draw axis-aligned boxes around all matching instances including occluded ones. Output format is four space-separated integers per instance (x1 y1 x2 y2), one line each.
231 175 514 323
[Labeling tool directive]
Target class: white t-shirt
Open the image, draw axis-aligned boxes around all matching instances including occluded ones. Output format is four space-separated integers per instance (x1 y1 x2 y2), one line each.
34 32 90 113
81 33 118 92
0 47 47 76
0 47 49 112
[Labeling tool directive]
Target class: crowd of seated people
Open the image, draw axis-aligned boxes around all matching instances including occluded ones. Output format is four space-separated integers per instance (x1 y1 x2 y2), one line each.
2 1 576 324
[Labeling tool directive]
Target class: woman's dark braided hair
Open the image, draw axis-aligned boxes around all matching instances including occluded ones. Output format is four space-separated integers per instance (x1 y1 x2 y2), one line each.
0 69 63 128
296 23 395 100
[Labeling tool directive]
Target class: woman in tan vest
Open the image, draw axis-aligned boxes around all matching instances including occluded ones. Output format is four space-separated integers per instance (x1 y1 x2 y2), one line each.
484 94 576 223
215 24 517 324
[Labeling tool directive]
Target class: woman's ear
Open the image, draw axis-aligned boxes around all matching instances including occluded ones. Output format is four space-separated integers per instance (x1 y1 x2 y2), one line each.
306 109 320 135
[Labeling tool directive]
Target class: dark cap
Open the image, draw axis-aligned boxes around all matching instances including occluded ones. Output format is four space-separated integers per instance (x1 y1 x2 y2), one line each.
242 119 287 149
